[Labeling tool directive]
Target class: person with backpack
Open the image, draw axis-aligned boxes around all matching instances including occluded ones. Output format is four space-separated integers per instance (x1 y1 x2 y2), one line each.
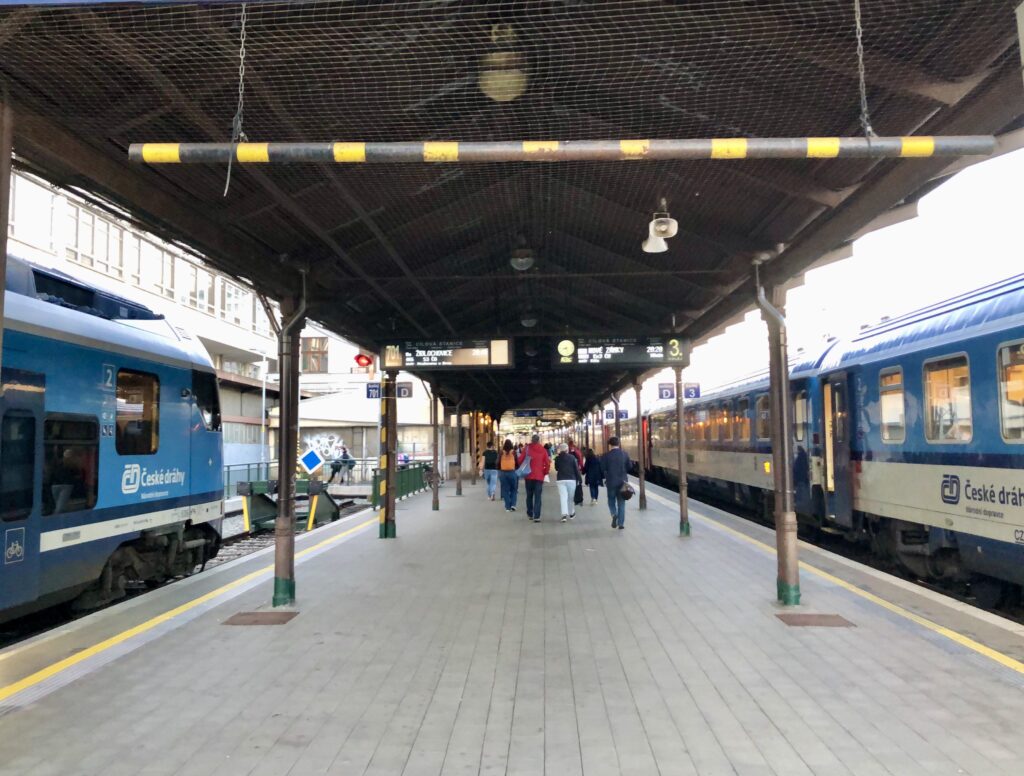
601 436 632 529
340 446 355 484
553 443 581 522
498 439 519 511
517 433 551 522
582 447 604 505
481 441 499 501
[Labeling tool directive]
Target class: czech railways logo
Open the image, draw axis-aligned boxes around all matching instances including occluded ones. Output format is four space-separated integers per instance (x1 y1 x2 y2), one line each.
4 528 25 565
122 463 142 495
941 474 961 505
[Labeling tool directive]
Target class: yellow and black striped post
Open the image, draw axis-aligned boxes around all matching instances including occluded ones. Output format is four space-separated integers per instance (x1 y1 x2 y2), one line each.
378 370 398 539
130 136 995 165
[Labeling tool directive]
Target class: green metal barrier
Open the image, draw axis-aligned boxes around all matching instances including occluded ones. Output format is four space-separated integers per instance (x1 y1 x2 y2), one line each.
236 478 341 533
370 462 430 508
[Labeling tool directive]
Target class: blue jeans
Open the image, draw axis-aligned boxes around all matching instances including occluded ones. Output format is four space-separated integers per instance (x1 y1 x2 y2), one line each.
483 469 498 498
607 486 626 527
525 479 543 519
588 482 600 501
499 470 518 509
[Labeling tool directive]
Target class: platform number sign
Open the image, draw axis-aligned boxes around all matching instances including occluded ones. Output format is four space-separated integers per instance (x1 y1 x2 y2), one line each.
397 382 413 399
300 448 325 475
605 409 615 420
658 383 675 401
683 383 701 399
101 364 115 391
618 409 629 420
366 382 381 400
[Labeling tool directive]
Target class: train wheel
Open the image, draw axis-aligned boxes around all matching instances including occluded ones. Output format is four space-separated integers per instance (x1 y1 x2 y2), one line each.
970 576 1008 610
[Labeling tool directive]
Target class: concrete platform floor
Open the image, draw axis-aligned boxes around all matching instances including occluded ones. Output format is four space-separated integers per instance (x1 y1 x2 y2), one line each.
2 478 1024 776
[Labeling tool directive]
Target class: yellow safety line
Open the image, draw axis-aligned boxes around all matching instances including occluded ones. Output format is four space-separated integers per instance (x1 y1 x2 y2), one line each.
645 489 1024 676
0 515 378 704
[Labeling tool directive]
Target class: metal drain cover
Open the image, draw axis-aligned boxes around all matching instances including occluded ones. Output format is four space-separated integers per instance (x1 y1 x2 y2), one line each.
224 611 299 626
776 613 854 627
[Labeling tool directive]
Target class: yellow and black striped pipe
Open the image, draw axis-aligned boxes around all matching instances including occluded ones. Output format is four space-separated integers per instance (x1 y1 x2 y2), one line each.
130 136 994 164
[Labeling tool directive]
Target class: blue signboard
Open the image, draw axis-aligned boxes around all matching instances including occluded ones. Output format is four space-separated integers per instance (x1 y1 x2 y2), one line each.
605 409 615 420
658 383 675 401
397 382 413 398
684 383 701 399
619 409 629 420
366 382 381 400
514 409 543 418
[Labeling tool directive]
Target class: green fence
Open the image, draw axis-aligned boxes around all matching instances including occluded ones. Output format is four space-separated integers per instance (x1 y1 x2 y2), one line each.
370 462 430 508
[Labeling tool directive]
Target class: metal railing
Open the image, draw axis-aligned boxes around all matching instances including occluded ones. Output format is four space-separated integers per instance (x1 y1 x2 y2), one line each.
370 462 431 508
224 458 388 498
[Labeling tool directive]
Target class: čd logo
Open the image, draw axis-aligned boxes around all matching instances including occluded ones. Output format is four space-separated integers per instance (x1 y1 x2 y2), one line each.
941 474 961 505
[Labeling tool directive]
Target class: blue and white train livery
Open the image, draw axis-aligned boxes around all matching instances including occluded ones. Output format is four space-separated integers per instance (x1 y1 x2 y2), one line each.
625 274 1024 605
1 256 223 621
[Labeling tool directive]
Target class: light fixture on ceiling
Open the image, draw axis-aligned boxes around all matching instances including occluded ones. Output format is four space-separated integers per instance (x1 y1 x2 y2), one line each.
521 309 538 328
642 198 679 254
510 246 535 271
479 23 528 102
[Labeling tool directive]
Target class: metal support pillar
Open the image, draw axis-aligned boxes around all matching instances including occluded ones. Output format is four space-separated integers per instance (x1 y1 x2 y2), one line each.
455 399 464 496
634 379 647 511
674 365 691 536
1018 4 1024 90
757 276 800 605
273 290 306 607
612 396 621 440
0 99 12 379
430 383 440 511
470 409 478 485
378 370 398 538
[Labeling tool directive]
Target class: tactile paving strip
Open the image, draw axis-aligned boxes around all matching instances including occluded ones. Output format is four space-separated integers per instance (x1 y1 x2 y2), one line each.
776 613 855 627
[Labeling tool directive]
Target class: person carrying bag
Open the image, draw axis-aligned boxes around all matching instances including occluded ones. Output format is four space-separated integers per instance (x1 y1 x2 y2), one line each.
499 440 521 512
600 436 632 529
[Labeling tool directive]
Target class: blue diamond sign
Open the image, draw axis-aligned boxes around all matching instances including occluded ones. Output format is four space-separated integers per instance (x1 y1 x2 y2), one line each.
299 447 325 475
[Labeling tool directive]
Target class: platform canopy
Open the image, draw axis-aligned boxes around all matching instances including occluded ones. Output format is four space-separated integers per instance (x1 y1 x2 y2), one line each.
1 1 1021 415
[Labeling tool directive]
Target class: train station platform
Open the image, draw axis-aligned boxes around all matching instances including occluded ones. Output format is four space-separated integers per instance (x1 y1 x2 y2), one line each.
2 480 1024 776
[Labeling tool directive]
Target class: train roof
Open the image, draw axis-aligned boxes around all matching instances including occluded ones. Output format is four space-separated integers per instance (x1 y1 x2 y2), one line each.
819 272 1024 370
3 254 214 371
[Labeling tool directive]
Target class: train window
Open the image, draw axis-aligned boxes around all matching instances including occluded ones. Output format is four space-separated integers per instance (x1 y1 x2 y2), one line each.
192 370 222 432
116 370 160 455
998 342 1024 442
879 368 905 443
719 403 731 442
701 410 711 441
755 395 771 439
42 415 98 516
1 412 35 521
923 355 972 443
793 391 807 442
734 399 750 441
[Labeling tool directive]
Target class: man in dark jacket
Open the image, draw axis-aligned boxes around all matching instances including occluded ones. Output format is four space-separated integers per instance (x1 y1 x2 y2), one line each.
517 433 551 522
601 436 631 529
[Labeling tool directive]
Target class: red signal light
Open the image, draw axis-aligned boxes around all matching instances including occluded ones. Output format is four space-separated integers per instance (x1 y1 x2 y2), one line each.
354 353 373 368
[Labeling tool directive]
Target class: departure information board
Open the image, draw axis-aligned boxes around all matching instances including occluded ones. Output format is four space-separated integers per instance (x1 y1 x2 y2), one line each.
381 339 513 370
553 336 689 367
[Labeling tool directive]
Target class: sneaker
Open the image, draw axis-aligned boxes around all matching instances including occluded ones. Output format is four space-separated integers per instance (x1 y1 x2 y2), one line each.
510 507 516 512
611 518 616 528
561 515 567 522
618 525 624 530
569 513 575 520
533 517 541 523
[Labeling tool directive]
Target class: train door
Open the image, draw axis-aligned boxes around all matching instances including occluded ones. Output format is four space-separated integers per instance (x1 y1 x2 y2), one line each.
189 370 223 521
0 367 44 610
822 373 852 528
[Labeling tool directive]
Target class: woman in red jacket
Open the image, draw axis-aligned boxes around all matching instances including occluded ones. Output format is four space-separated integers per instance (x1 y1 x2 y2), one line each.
517 433 551 522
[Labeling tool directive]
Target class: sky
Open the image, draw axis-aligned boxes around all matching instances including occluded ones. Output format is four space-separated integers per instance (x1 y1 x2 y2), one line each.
616 146 1024 414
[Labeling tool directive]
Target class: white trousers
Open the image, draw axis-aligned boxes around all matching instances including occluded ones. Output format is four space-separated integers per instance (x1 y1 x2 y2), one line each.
557 479 576 516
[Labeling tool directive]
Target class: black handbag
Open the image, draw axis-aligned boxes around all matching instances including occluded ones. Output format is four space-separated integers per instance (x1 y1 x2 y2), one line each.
620 482 635 500
574 481 584 505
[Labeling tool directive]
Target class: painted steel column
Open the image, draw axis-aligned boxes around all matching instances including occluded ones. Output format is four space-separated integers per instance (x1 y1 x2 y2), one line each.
431 385 439 511
378 370 397 538
0 99 11 377
674 365 691 536
273 295 305 607
612 396 621 439
1018 3 1024 89
470 409 478 486
760 284 800 605
634 380 647 511
455 399 464 496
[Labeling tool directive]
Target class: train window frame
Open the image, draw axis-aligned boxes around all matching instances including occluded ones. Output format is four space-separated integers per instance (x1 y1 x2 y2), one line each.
735 398 750 442
997 339 1024 444
1 411 36 521
42 413 99 516
116 369 160 456
922 353 973 444
755 395 771 440
192 370 222 432
878 366 906 443
793 391 808 443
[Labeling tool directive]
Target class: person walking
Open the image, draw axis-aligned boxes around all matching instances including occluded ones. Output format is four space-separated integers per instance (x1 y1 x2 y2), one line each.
553 443 581 522
518 433 550 523
582 447 603 505
340 446 354 484
566 437 584 470
498 439 519 511
601 436 632 529
481 441 499 501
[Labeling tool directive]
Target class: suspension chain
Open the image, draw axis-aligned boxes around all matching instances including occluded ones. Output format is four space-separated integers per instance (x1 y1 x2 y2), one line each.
854 0 876 139
223 2 248 197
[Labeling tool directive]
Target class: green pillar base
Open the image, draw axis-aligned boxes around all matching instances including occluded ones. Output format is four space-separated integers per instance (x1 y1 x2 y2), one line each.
777 579 801 606
272 577 295 607
379 521 397 539
679 521 691 537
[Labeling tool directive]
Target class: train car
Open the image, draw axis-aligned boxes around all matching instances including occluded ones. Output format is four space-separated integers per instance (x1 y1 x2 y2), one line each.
638 274 1024 604
0 256 223 622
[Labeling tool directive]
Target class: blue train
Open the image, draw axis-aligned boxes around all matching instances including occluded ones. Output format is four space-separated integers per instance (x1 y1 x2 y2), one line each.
623 274 1024 605
0 255 223 622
